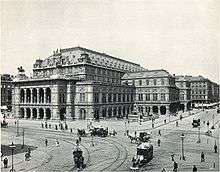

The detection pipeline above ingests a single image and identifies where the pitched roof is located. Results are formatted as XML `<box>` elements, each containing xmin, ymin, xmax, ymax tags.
<box><xmin>122</xmin><ymin>69</ymin><xmax>173</xmax><ymax>79</ymax></box>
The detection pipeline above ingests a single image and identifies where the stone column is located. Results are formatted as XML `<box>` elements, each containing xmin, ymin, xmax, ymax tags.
<box><xmin>24</xmin><ymin>108</ymin><xmax>27</xmax><ymax>118</ymax></box>
<box><xmin>37</xmin><ymin>108</ymin><xmax>40</xmax><ymax>119</ymax></box>
<box><xmin>158</xmin><ymin>106</ymin><xmax>161</xmax><ymax>115</ymax></box>
<box><xmin>43</xmin><ymin>88</ymin><xmax>46</xmax><ymax>103</ymax></box>
<box><xmin>30</xmin><ymin>108</ymin><xmax>33</xmax><ymax>118</ymax></box>
<box><xmin>24</xmin><ymin>89</ymin><xmax>26</xmax><ymax>103</ymax></box>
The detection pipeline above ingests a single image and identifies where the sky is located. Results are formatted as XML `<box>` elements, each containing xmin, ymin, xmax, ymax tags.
<box><xmin>1</xmin><ymin>0</ymin><xmax>219</xmax><ymax>83</ymax></box>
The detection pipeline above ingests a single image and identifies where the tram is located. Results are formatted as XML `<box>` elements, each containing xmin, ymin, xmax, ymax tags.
<box><xmin>73</xmin><ymin>146</ymin><xmax>85</xmax><ymax>169</ymax></box>
<box><xmin>130</xmin><ymin>142</ymin><xmax>153</xmax><ymax>170</ymax></box>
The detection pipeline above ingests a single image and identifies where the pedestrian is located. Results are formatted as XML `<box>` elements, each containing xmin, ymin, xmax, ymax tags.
<box><xmin>76</xmin><ymin>139</ymin><xmax>79</xmax><ymax>145</ymax></box>
<box><xmin>65</xmin><ymin>123</ymin><xmax>68</xmax><ymax>130</ymax></box>
<box><xmin>164</xmin><ymin>119</ymin><xmax>166</xmax><ymax>124</ymax></box>
<box><xmin>45</xmin><ymin>139</ymin><xmax>48</xmax><ymax>146</ymax></box>
<box><xmin>171</xmin><ymin>154</ymin><xmax>175</xmax><ymax>161</ymax></box>
<box><xmin>158</xmin><ymin>130</ymin><xmax>161</xmax><ymax>136</ymax></box>
<box><xmin>201</xmin><ymin>152</ymin><xmax>205</xmax><ymax>162</ymax></box>
<box><xmin>157</xmin><ymin>139</ymin><xmax>161</xmax><ymax>147</ymax></box>
<box><xmin>173</xmin><ymin>161</ymin><xmax>178</xmax><ymax>172</ymax></box>
<box><xmin>193</xmin><ymin>165</ymin><xmax>197</xmax><ymax>172</ymax></box>
<box><xmin>1</xmin><ymin>152</ymin><xmax>3</xmax><ymax>161</ymax></box>
<box><xmin>56</xmin><ymin>139</ymin><xmax>59</xmax><ymax>147</ymax></box>
<box><xmin>134</xmin><ymin>131</ymin><xmax>137</xmax><ymax>138</ymax></box>
<box><xmin>27</xmin><ymin>147</ymin><xmax>31</xmax><ymax>155</ymax></box>
<box><xmin>126</xmin><ymin>130</ymin><xmax>129</xmax><ymax>136</ymax></box>
<box><xmin>45</xmin><ymin>122</ymin><xmax>48</xmax><ymax>129</ymax></box>
<box><xmin>161</xmin><ymin>168</ymin><xmax>166</xmax><ymax>172</ymax></box>
<box><xmin>49</xmin><ymin>124</ymin><xmax>51</xmax><ymax>129</ymax></box>
<box><xmin>41</xmin><ymin>122</ymin><xmax>44</xmax><ymax>128</ymax></box>
<box><xmin>214</xmin><ymin>144</ymin><xmax>218</xmax><ymax>153</ymax></box>
<box><xmin>79</xmin><ymin>137</ymin><xmax>81</xmax><ymax>143</ymax></box>
<box><xmin>207</xmin><ymin>121</ymin><xmax>210</xmax><ymax>127</ymax></box>
<box><xmin>70</xmin><ymin>128</ymin><xmax>73</xmax><ymax>133</ymax></box>
<box><xmin>176</xmin><ymin>121</ymin><xmax>178</xmax><ymax>127</ymax></box>
<box><xmin>3</xmin><ymin>157</ymin><xmax>8</xmax><ymax>168</ymax></box>
<box><xmin>152</xmin><ymin>123</ymin><xmax>154</xmax><ymax>128</ymax></box>
<box><xmin>55</xmin><ymin>125</ymin><xmax>58</xmax><ymax>130</ymax></box>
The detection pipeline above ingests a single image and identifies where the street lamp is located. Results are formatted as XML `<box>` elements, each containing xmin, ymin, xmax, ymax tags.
<box><xmin>16</xmin><ymin>119</ymin><xmax>20</xmax><ymax>137</ymax></box>
<box><xmin>180</xmin><ymin>133</ymin><xmax>186</xmax><ymax>160</ymax></box>
<box><xmin>197</xmin><ymin>126</ymin><xmax>201</xmax><ymax>143</ymax></box>
<box><xmin>22</xmin><ymin>127</ymin><xmax>25</xmax><ymax>148</ymax></box>
<box><xmin>9</xmin><ymin>142</ymin><xmax>16</xmax><ymax>172</ymax></box>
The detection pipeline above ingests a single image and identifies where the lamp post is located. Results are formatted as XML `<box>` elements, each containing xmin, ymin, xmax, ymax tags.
<box><xmin>16</xmin><ymin>119</ymin><xmax>20</xmax><ymax>137</ymax></box>
<box><xmin>22</xmin><ymin>127</ymin><xmax>25</xmax><ymax>148</ymax></box>
<box><xmin>197</xmin><ymin>126</ymin><xmax>201</xmax><ymax>143</ymax></box>
<box><xmin>9</xmin><ymin>142</ymin><xmax>16</xmax><ymax>172</ymax></box>
<box><xmin>180</xmin><ymin>133</ymin><xmax>186</xmax><ymax>160</ymax></box>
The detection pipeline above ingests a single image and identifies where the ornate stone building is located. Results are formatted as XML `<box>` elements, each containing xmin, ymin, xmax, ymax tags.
<box><xmin>175</xmin><ymin>75</ymin><xmax>191</xmax><ymax>111</ymax></box>
<box><xmin>1</xmin><ymin>74</ymin><xmax>14</xmax><ymax>110</ymax></box>
<box><xmin>184</xmin><ymin>75</ymin><xmax>219</xmax><ymax>107</ymax></box>
<box><xmin>122</xmin><ymin>70</ymin><xmax>180</xmax><ymax>116</ymax></box>
<box><xmin>12</xmin><ymin>47</ymin><xmax>142</xmax><ymax>120</ymax></box>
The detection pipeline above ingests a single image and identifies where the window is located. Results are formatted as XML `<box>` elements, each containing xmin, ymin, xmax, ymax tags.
<box><xmin>203</xmin><ymin>90</ymin><xmax>206</xmax><ymax>94</ymax></box>
<box><xmin>94</xmin><ymin>93</ymin><xmax>99</xmax><ymax>103</ymax></box>
<box><xmin>80</xmin><ymin>93</ymin><xmax>85</xmax><ymax>102</ymax></box>
<box><xmin>153</xmin><ymin>79</ymin><xmax>157</xmax><ymax>85</ymax></box>
<box><xmin>153</xmin><ymin>93</ymin><xmax>157</xmax><ymax>101</ymax></box>
<box><xmin>161</xmin><ymin>79</ymin><xmax>164</xmax><ymax>85</ymax></box>
<box><xmin>118</xmin><ymin>93</ymin><xmax>121</xmax><ymax>102</ymax></box>
<box><xmin>139</xmin><ymin>80</ymin><xmax>142</xmax><ymax>86</ymax></box>
<box><xmin>145</xmin><ymin>94</ymin><xmax>150</xmax><ymax>101</ymax></box>
<box><xmin>113</xmin><ymin>94</ymin><xmax>117</xmax><ymax>102</ymax></box>
<box><xmin>146</xmin><ymin>80</ymin><xmax>149</xmax><ymax>85</ymax></box>
<box><xmin>138</xmin><ymin>94</ymin><xmax>143</xmax><ymax>101</ymax></box>
<box><xmin>102</xmin><ymin>93</ymin><xmax>106</xmax><ymax>103</ymax></box>
<box><xmin>123</xmin><ymin>94</ymin><xmax>126</xmax><ymax>102</ymax></box>
<box><xmin>108</xmin><ymin>93</ymin><xmax>112</xmax><ymax>102</ymax></box>
<box><xmin>161</xmin><ymin>93</ymin><xmax>165</xmax><ymax>101</ymax></box>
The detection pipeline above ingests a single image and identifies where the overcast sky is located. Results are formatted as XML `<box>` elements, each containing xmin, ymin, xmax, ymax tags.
<box><xmin>1</xmin><ymin>0</ymin><xmax>219</xmax><ymax>83</ymax></box>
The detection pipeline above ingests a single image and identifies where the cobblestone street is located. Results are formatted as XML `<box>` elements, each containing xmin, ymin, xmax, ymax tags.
<box><xmin>1</xmin><ymin>108</ymin><xmax>219</xmax><ymax>171</ymax></box>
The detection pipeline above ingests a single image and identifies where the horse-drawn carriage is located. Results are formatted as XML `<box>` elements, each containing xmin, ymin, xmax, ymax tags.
<box><xmin>130</xmin><ymin>142</ymin><xmax>153</xmax><ymax>170</ymax></box>
<box><xmin>1</xmin><ymin>120</ymin><xmax>8</xmax><ymax>128</ymax></box>
<box><xmin>73</xmin><ymin>146</ymin><xmax>85</xmax><ymax>169</ymax></box>
<box><xmin>77</xmin><ymin>129</ymin><xmax>90</xmax><ymax>137</ymax></box>
<box><xmin>192</xmin><ymin>119</ymin><xmax>200</xmax><ymax>128</ymax></box>
<box><xmin>128</xmin><ymin>132</ymin><xmax>151</xmax><ymax>143</ymax></box>
<box><xmin>90</xmin><ymin>127</ymin><xmax>108</xmax><ymax>137</ymax></box>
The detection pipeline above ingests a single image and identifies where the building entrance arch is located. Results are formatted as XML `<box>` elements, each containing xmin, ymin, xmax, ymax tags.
<box><xmin>79</xmin><ymin>109</ymin><xmax>86</xmax><ymax>120</ymax></box>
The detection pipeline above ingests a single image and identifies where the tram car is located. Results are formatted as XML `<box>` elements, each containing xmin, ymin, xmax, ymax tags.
<box><xmin>192</xmin><ymin>119</ymin><xmax>200</xmax><ymax>128</ymax></box>
<box><xmin>130</xmin><ymin>142</ymin><xmax>153</xmax><ymax>170</ymax></box>
<box><xmin>1</xmin><ymin>120</ymin><xmax>8</xmax><ymax>128</ymax></box>
<box><xmin>139</xmin><ymin>132</ymin><xmax>151</xmax><ymax>142</ymax></box>
<box><xmin>73</xmin><ymin>146</ymin><xmax>85</xmax><ymax>169</ymax></box>
<box><xmin>90</xmin><ymin>127</ymin><xmax>108</xmax><ymax>137</ymax></box>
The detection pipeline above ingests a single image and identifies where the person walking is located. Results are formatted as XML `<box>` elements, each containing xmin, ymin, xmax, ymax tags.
<box><xmin>45</xmin><ymin>139</ymin><xmax>48</xmax><ymax>146</ymax></box>
<box><xmin>176</xmin><ymin>121</ymin><xmax>178</xmax><ymax>127</ymax></box>
<box><xmin>193</xmin><ymin>165</ymin><xmax>197</xmax><ymax>172</ymax></box>
<box><xmin>3</xmin><ymin>157</ymin><xmax>8</xmax><ymax>168</ymax></box>
<box><xmin>214</xmin><ymin>143</ymin><xmax>218</xmax><ymax>153</ymax></box>
<box><xmin>201</xmin><ymin>152</ymin><xmax>205</xmax><ymax>162</ymax></box>
<box><xmin>158</xmin><ymin>130</ymin><xmax>161</xmax><ymax>136</ymax></box>
<box><xmin>157</xmin><ymin>139</ymin><xmax>161</xmax><ymax>147</ymax></box>
<box><xmin>56</xmin><ymin>139</ymin><xmax>60</xmax><ymax>147</ymax></box>
<box><xmin>173</xmin><ymin>161</ymin><xmax>178</xmax><ymax>172</ymax></box>
<box><xmin>171</xmin><ymin>154</ymin><xmax>175</xmax><ymax>161</ymax></box>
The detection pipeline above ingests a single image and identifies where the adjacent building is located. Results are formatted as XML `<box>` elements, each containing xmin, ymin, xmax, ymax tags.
<box><xmin>175</xmin><ymin>75</ymin><xmax>191</xmax><ymax>111</ymax></box>
<box><xmin>122</xmin><ymin>70</ymin><xmax>180</xmax><ymax>116</ymax></box>
<box><xmin>183</xmin><ymin>75</ymin><xmax>219</xmax><ymax>108</ymax></box>
<box><xmin>1</xmin><ymin>74</ymin><xmax>13</xmax><ymax>111</ymax></box>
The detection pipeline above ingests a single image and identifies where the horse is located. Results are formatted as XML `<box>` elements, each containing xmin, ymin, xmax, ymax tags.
<box><xmin>128</xmin><ymin>135</ymin><xmax>139</xmax><ymax>143</ymax></box>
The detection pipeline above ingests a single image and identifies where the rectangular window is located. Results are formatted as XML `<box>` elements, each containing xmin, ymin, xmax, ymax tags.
<box><xmin>153</xmin><ymin>79</ymin><xmax>157</xmax><ymax>85</ymax></box>
<box><xmin>118</xmin><ymin>93</ymin><xmax>121</xmax><ymax>102</ymax></box>
<box><xmin>138</xmin><ymin>94</ymin><xmax>143</xmax><ymax>101</ymax></box>
<box><xmin>139</xmin><ymin>80</ymin><xmax>142</xmax><ymax>86</ymax></box>
<box><xmin>94</xmin><ymin>93</ymin><xmax>99</xmax><ymax>103</ymax></box>
<box><xmin>153</xmin><ymin>93</ymin><xmax>157</xmax><ymax>101</ymax></box>
<box><xmin>113</xmin><ymin>94</ymin><xmax>117</xmax><ymax>102</ymax></box>
<box><xmin>145</xmin><ymin>94</ymin><xmax>150</xmax><ymax>101</ymax></box>
<box><xmin>102</xmin><ymin>93</ymin><xmax>106</xmax><ymax>103</ymax></box>
<box><xmin>146</xmin><ymin>80</ymin><xmax>149</xmax><ymax>85</ymax></box>
<box><xmin>161</xmin><ymin>79</ymin><xmax>164</xmax><ymax>85</ymax></box>
<box><xmin>161</xmin><ymin>93</ymin><xmax>165</xmax><ymax>101</ymax></box>
<box><xmin>80</xmin><ymin>93</ymin><xmax>85</xmax><ymax>102</ymax></box>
